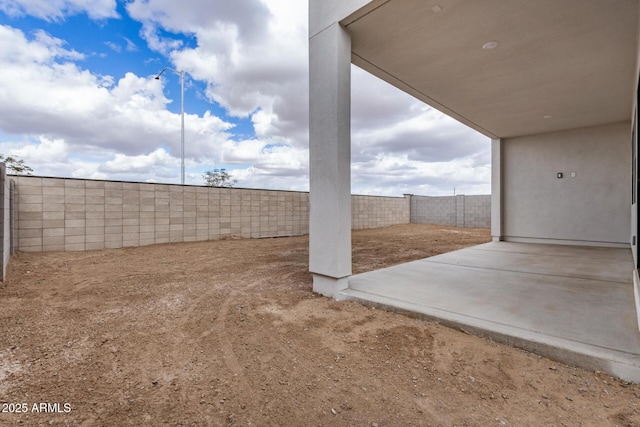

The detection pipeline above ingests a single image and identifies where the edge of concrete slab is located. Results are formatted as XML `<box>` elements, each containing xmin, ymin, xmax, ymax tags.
<box><xmin>340</xmin><ymin>287</ymin><xmax>640</xmax><ymax>383</ymax></box>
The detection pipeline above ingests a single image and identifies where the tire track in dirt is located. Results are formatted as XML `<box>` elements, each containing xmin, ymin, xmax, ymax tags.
<box><xmin>210</xmin><ymin>289</ymin><xmax>270</xmax><ymax>424</ymax></box>
<box><xmin>215</xmin><ymin>292</ymin><xmax>246</xmax><ymax>378</ymax></box>
<box><xmin>169</xmin><ymin>275</ymin><xmax>258</xmax><ymax>408</ymax></box>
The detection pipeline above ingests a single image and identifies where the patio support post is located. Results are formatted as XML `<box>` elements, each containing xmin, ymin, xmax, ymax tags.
<box><xmin>491</xmin><ymin>138</ymin><xmax>504</xmax><ymax>241</ymax></box>
<box><xmin>308</xmin><ymin>22</ymin><xmax>352</xmax><ymax>298</ymax></box>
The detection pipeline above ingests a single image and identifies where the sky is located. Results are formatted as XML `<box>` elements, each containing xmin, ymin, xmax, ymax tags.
<box><xmin>0</xmin><ymin>0</ymin><xmax>491</xmax><ymax>196</ymax></box>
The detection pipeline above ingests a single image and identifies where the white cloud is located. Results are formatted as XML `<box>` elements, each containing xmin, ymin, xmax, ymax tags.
<box><xmin>138</xmin><ymin>23</ymin><xmax>183</xmax><ymax>55</ymax></box>
<box><xmin>105</xmin><ymin>37</ymin><xmax>138</xmax><ymax>54</ymax></box>
<box><xmin>11</xmin><ymin>136</ymin><xmax>68</xmax><ymax>163</ymax></box>
<box><xmin>352</xmin><ymin>153</ymin><xmax>491</xmax><ymax>197</ymax></box>
<box><xmin>223</xmin><ymin>140</ymin><xmax>307</xmax><ymax>176</ymax></box>
<box><xmin>0</xmin><ymin>0</ymin><xmax>118</xmax><ymax>21</ymax></box>
<box><xmin>2</xmin><ymin>136</ymin><xmax>108</xmax><ymax>179</ymax></box>
<box><xmin>97</xmin><ymin>148</ymin><xmax>181</xmax><ymax>182</ymax></box>
<box><xmin>0</xmin><ymin>26</ymin><xmax>83</xmax><ymax>65</ymax></box>
<box><xmin>126</xmin><ymin>0</ymin><xmax>271</xmax><ymax>44</ymax></box>
<box><xmin>123</xmin><ymin>37</ymin><xmax>138</xmax><ymax>52</ymax></box>
<box><xmin>104</xmin><ymin>41</ymin><xmax>121</xmax><ymax>53</ymax></box>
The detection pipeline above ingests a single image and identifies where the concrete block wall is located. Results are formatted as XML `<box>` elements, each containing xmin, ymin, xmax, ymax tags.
<box><xmin>13</xmin><ymin>177</ymin><xmax>310</xmax><ymax>252</ymax></box>
<box><xmin>456</xmin><ymin>195</ymin><xmax>465</xmax><ymax>227</ymax></box>
<box><xmin>352</xmin><ymin>194</ymin><xmax>410</xmax><ymax>229</ymax></box>
<box><xmin>410</xmin><ymin>194</ymin><xmax>491</xmax><ymax>228</ymax></box>
<box><xmin>464</xmin><ymin>194</ymin><xmax>492</xmax><ymax>228</ymax></box>
<box><xmin>410</xmin><ymin>195</ymin><xmax>457</xmax><ymax>225</ymax></box>
<box><xmin>9</xmin><ymin>175</ymin><xmax>488</xmax><ymax>254</ymax></box>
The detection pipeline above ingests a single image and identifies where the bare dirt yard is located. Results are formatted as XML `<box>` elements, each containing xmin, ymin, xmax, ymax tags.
<box><xmin>1</xmin><ymin>224</ymin><xmax>640</xmax><ymax>426</ymax></box>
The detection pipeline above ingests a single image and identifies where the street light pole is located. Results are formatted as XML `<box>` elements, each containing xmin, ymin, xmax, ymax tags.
<box><xmin>155</xmin><ymin>67</ymin><xmax>185</xmax><ymax>185</ymax></box>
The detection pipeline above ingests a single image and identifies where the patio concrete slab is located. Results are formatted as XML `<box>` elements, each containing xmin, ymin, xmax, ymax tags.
<box><xmin>341</xmin><ymin>242</ymin><xmax>640</xmax><ymax>382</ymax></box>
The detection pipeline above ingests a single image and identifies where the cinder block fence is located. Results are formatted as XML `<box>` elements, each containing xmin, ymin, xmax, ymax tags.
<box><xmin>10</xmin><ymin>175</ymin><xmax>419</xmax><ymax>253</ymax></box>
<box><xmin>410</xmin><ymin>194</ymin><xmax>491</xmax><ymax>228</ymax></box>
<box><xmin>0</xmin><ymin>168</ymin><xmax>490</xmax><ymax>269</ymax></box>
<box><xmin>14</xmin><ymin>176</ymin><xmax>312</xmax><ymax>252</ymax></box>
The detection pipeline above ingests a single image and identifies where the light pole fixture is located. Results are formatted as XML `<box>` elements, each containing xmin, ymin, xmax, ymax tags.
<box><xmin>155</xmin><ymin>67</ymin><xmax>185</xmax><ymax>185</ymax></box>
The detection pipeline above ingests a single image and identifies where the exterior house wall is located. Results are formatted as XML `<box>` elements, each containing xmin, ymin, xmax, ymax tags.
<box><xmin>503</xmin><ymin>121</ymin><xmax>631</xmax><ymax>246</ymax></box>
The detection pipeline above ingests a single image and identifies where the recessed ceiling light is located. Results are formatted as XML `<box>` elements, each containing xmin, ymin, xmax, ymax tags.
<box><xmin>482</xmin><ymin>41</ymin><xmax>499</xmax><ymax>50</ymax></box>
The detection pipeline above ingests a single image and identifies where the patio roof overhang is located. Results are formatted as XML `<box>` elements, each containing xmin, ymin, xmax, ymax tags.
<box><xmin>341</xmin><ymin>0</ymin><xmax>639</xmax><ymax>139</ymax></box>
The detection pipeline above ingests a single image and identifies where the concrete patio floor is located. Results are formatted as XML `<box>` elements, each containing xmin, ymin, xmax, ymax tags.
<box><xmin>340</xmin><ymin>242</ymin><xmax>640</xmax><ymax>382</ymax></box>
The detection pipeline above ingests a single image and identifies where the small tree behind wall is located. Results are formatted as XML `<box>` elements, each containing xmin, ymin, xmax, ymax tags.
<box><xmin>0</xmin><ymin>155</ymin><xmax>33</xmax><ymax>175</ymax></box>
<box><xmin>203</xmin><ymin>168</ymin><xmax>237</xmax><ymax>187</ymax></box>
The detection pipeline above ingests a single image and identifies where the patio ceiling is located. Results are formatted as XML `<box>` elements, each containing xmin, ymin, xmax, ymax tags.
<box><xmin>342</xmin><ymin>0</ymin><xmax>639</xmax><ymax>138</ymax></box>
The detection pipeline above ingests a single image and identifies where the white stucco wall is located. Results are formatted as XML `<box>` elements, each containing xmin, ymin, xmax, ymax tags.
<box><xmin>503</xmin><ymin>122</ymin><xmax>631</xmax><ymax>246</ymax></box>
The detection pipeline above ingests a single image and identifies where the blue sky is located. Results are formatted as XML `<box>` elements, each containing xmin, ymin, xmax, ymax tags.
<box><xmin>0</xmin><ymin>0</ymin><xmax>490</xmax><ymax>196</ymax></box>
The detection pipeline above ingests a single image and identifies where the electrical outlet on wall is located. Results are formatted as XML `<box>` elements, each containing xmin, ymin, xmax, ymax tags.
<box><xmin>557</xmin><ymin>172</ymin><xmax>563</xmax><ymax>179</ymax></box>
<box><xmin>571</xmin><ymin>171</ymin><xmax>577</xmax><ymax>178</ymax></box>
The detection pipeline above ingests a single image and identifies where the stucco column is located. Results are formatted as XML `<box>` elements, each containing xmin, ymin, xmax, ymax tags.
<box><xmin>491</xmin><ymin>138</ymin><xmax>503</xmax><ymax>241</ymax></box>
<box><xmin>309</xmin><ymin>22</ymin><xmax>352</xmax><ymax>298</ymax></box>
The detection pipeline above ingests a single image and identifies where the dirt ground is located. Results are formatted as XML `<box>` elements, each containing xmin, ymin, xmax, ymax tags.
<box><xmin>1</xmin><ymin>224</ymin><xmax>640</xmax><ymax>426</ymax></box>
